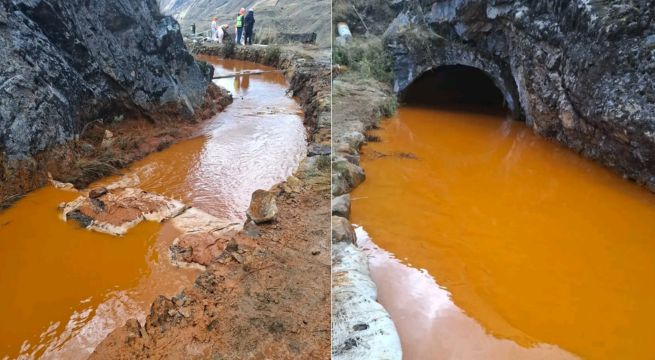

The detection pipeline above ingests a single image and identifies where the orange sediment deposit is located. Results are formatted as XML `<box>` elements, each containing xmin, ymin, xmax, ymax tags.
<box><xmin>61</xmin><ymin>187</ymin><xmax>187</xmax><ymax>236</ymax></box>
<box><xmin>352</xmin><ymin>106</ymin><xmax>655</xmax><ymax>359</ymax></box>
<box><xmin>0</xmin><ymin>57</ymin><xmax>316</xmax><ymax>359</ymax></box>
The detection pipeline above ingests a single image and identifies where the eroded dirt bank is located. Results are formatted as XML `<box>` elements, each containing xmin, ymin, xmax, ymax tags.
<box><xmin>91</xmin><ymin>45</ymin><xmax>331</xmax><ymax>359</ymax></box>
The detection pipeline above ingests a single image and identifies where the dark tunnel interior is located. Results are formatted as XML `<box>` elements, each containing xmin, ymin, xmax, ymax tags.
<box><xmin>402</xmin><ymin>65</ymin><xmax>508</xmax><ymax>113</ymax></box>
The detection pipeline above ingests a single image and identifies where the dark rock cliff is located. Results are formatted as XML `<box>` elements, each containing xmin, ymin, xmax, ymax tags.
<box><xmin>0</xmin><ymin>0</ymin><xmax>209</xmax><ymax>158</ymax></box>
<box><xmin>385</xmin><ymin>0</ymin><xmax>655</xmax><ymax>190</ymax></box>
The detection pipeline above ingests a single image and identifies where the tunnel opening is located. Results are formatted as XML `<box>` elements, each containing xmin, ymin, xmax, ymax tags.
<box><xmin>402</xmin><ymin>65</ymin><xmax>509</xmax><ymax>115</ymax></box>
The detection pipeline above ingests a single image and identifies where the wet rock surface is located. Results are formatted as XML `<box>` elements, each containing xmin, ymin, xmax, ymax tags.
<box><xmin>385</xmin><ymin>0</ymin><xmax>655</xmax><ymax>190</ymax></box>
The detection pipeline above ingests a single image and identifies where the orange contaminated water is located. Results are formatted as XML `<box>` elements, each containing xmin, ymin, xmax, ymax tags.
<box><xmin>351</xmin><ymin>106</ymin><xmax>655</xmax><ymax>360</ymax></box>
<box><xmin>0</xmin><ymin>58</ymin><xmax>305</xmax><ymax>359</ymax></box>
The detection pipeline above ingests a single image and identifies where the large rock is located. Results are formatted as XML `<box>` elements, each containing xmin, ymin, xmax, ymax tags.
<box><xmin>332</xmin><ymin>157</ymin><xmax>366</xmax><ymax>196</ymax></box>
<box><xmin>386</xmin><ymin>0</ymin><xmax>655</xmax><ymax>190</ymax></box>
<box><xmin>0</xmin><ymin>0</ymin><xmax>209</xmax><ymax>158</ymax></box>
<box><xmin>332</xmin><ymin>216</ymin><xmax>356</xmax><ymax>244</ymax></box>
<box><xmin>331</xmin><ymin>194</ymin><xmax>351</xmax><ymax>219</ymax></box>
<box><xmin>246</xmin><ymin>189</ymin><xmax>278</xmax><ymax>224</ymax></box>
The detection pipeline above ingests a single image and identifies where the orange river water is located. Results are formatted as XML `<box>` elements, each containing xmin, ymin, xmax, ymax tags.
<box><xmin>351</xmin><ymin>106</ymin><xmax>655</xmax><ymax>360</ymax></box>
<box><xmin>0</xmin><ymin>58</ymin><xmax>306</xmax><ymax>359</ymax></box>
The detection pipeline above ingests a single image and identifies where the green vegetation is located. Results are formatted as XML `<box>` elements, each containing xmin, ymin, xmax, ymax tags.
<box><xmin>333</xmin><ymin>37</ymin><xmax>393</xmax><ymax>84</ymax></box>
<box><xmin>380</xmin><ymin>96</ymin><xmax>397</xmax><ymax>117</ymax></box>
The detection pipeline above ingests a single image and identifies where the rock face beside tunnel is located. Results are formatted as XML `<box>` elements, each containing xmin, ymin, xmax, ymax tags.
<box><xmin>385</xmin><ymin>0</ymin><xmax>655</xmax><ymax>189</ymax></box>
<box><xmin>0</xmin><ymin>0</ymin><xmax>209</xmax><ymax>158</ymax></box>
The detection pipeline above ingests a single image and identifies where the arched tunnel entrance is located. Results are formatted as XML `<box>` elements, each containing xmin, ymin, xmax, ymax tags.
<box><xmin>401</xmin><ymin>65</ymin><xmax>511</xmax><ymax>115</ymax></box>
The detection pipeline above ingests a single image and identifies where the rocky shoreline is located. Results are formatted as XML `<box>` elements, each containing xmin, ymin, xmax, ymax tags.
<box><xmin>331</xmin><ymin>72</ymin><xmax>403</xmax><ymax>359</ymax></box>
<box><xmin>91</xmin><ymin>44</ymin><xmax>332</xmax><ymax>359</ymax></box>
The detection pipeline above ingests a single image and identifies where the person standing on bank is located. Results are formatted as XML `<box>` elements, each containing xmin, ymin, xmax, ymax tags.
<box><xmin>211</xmin><ymin>17</ymin><xmax>218</xmax><ymax>41</ymax></box>
<box><xmin>235</xmin><ymin>8</ymin><xmax>246</xmax><ymax>45</ymax></box>
<box><xmin>244</xmin><ymin>8</ymin><xmax>255</xmax><ymax>45</ymax></box>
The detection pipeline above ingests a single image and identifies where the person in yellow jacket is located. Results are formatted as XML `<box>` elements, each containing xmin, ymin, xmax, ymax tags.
<box><xmin>235</xmin><ymin>8</ymin><xmax>246</xmax><ymax>45</ymax></box>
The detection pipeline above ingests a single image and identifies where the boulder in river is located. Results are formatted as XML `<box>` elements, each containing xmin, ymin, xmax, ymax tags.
<box><xmin>246</xmin><ymin>189</ymin><xmax>278</xmax><ymax>224</ymax></box>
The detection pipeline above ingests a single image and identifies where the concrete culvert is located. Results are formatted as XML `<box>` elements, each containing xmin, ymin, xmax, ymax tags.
<box><xmin>401</xmin><ymin>65</ymin><xmax>509</xmax><ymax>114</ymax></box>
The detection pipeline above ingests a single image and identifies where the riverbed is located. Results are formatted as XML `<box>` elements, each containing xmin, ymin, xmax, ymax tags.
<box><xmin>0</xmin><ymin>58</ymin><xmax>306</xmax><ymax>359</ymax></box>
<box><xmin>351</xmin><ymin>106</ymin><xmax>655</xmax><ymax>359</ymax></box>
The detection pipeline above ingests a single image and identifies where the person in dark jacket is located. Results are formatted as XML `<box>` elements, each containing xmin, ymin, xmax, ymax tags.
<box><xmin>244</xmin><ymin>8</ymin><xmax>255</xmax><ymax>45</ymax></box>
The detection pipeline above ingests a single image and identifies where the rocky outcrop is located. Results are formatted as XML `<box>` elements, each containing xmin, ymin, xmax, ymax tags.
<box><xmin>386</xmin><ymin>0</ymin><xmax>655</xmax><ymax>190</ymax></box>
<box><xmin>0</xmin><ymin>0</ymin><xmax>210</xmax><ymax>159</ymax></box>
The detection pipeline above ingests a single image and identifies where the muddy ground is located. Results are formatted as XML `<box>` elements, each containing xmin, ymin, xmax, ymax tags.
<box><xmin>91</xmin><ymin>163</ymin><xmax>331</xmax><ymax>359</ymax></box>
<box><xmin>91</xmin><ymin>44</ymin><xmax>332</xmax><ymax>359</ymax></box>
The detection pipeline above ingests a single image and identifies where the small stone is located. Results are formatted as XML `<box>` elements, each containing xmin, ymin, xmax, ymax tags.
<box><xmin>232</xmin><ymin>253</ymin><xmax>244</xmax><ymax>263</ymax></box>
<box><xmin>246</xmin><ymin>189</ymin><xmax>278</xmax><ymax>224</ymax></box>
<box><xmin>646</xmin><ymin>34</ymin><xmax>655</xmax><ymax>49</ymax></box>
<box><xmin>285</xmin><ymin>175</ymin><xmax>302</xmax><ymax>192</ymax></box>
<box><xmin>311</xmin><ymin>250</ymin><xmax>321</xmax><ymax>256</ymax></box>
<box><xmin>89</xmin><ymin>187</ymin><xmax>108</xmax><ymax>199</ymax></box>
<box><xmin>307</xmin><ymin>143</ymin><xmax>331</xmax><ymax>156</ymax></box>
<box><xmin>243</xmin><ymin>221</ymin><xmax>261</xmax><ymax>239</ymax></box>
<box><xmin>179</xmin><ymin>308</ymin><xmax>191</xmax><ymax>318</ymax></box>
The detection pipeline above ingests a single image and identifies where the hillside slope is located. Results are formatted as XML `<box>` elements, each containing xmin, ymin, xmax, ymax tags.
<box><xmin>159</xmin><ymin>0</ymin><xmax>330</xmax><ymax>47</ymax></box>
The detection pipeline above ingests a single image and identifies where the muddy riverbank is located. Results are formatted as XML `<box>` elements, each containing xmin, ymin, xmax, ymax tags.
<box><xmin>90</xmin><ymin>45</ymin><xmax>331</xmax><ymax>359</ymax></box>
